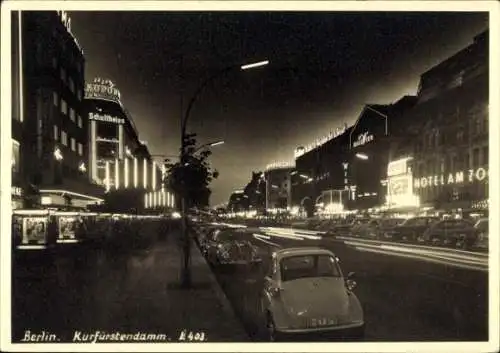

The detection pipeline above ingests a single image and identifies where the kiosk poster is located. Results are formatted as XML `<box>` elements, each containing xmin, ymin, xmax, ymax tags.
<box><xmin>58</xmin><ymin>217</ymin><xmax>77</xmax><ymax>239</ymax></box>
<box><xmin>22</xmin><ymin>217</ymin><xmax>48</xmax><ymax>245</ymax></box>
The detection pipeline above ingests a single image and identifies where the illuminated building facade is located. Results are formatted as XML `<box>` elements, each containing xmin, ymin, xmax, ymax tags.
<box><xmin>388</xmin><ymin>30</ymin><xmax>489</xmax><ymax>214</ymax></box>
<box><xmin>84</xmin><ymin>79</ymin><xmax>174</xmax><ymax>213</ymax></box>
<box><xmin>84</xmin><ymin>77</ymin><xmax>144</xmax><ymax>185</ymax></box>
<box><xmin>290</xmin><ymin>96</ymin><xmax>416</xmax><ymax>216</ymax></box>
<box><xmin>264</xmin><ymin>162</ymin><xmax>295</xmax><ymax>212</ymax></box>
<box><xmin>10</xmin><ymin>11</ymin><xmax>104</xmax><ymax>210</ymax></box>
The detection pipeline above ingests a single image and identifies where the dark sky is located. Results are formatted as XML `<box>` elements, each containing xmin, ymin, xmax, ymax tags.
<box><xmin>69</xmin><ymin>11</ymin><xmax>488</xmax><ymax>206</ymax></box>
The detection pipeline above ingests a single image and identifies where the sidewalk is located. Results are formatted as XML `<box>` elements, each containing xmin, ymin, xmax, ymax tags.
<box><xmin>91</xmin><ymin>230</ymin><xmax>250</xmax><ymax>342</ymax></box>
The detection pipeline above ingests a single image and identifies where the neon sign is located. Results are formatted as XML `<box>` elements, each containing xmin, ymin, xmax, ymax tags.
<box><xmin>56</xmin><ymin>11</ymin><xmax>82</xmax><ymax>53</ymax></box>
<box><xmin>89</xmin><ymin>112</ymin><xmax>125</xmax><ymax>124</ymax></box>
<box><xmin>387</xmin><ymin>157</ymin><xmax>412</xmax><ymax>177</ymax></box>
<box><xmin>85</xmin><ymin>78</ymin><xmax>121</xmax><ymax>104</ymax></box>
<box><xmin>352</xmin><ymin>131</ymin><xmax>374</xmax><ymax>148</ymax></box>
<box><xmin>295</xmin><ymin>124</ymin><xmax>348</xmax><ymax>158</ymax></box>
<box><xmin>414</xmin><ymin>168</ymin><xmax>488</xmax><ymax>189</ymax></box>
<box><xmin>265</xmin><ymin>161</ymin><xmax>295</xmax><ymax>171</ymax></box>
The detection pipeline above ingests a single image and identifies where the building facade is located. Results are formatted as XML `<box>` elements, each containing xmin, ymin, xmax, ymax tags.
<box><xmin>388</xmin><ymin>30</ymin><xmax>489</xmax><ymax>214</ymax></box>
<box><xmin>264</xmin><ymin>162</ymin><xmax>294</xmax><ymax>212</ymax></box>
<box><xmin>11</xmin><ymin>11</ymin><xmax>104</xmax><ymax>210</ymax></box>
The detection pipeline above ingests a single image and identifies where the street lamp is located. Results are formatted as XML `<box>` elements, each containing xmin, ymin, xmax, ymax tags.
<box><xmin>179</xmin><ymin>59</ymin><xmax>269</xmax><ymax>288</ymax></box>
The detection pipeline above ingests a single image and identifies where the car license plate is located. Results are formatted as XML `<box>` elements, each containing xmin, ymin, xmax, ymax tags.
<box><xmin>310</xmin><ymin>318</ymin><xmax>337</xmax><ymax>327</ymax></box>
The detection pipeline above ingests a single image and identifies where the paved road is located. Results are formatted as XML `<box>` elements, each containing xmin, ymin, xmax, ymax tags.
<box><xmin>208</xmin><ymin>226</ymin><xmax>488</xmax><ymax>342</ymax></box>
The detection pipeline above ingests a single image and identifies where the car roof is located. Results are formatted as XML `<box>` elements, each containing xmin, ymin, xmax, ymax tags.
<box><xmin>273</xmin><ymin>247</ymin><xmax>335</xmax><ymax>260</ymax></box>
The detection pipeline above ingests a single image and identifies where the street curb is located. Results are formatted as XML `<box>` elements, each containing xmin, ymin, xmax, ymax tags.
<box><xmin>191</xmin><ymin>238</ymin><xmax>250</xmax><ymax>340</ymax></box>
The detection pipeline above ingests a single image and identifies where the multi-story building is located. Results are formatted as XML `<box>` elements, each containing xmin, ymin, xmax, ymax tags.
<box><xmin>388</xmin><ymin>30</ymin><xmax>489</xmax><ymax>214</ymax></box>
<box><xmin>227</xmin><ymin>190</ymin><xmax>248</xmax><ymax>213</ymax></box>
<box><xmin>11</xmin><ymin>11</ymin><xmax>104</xmax><ymax>210</ymax></box>
<box><xmin>264</xmin><ymin>162</ymin><xmax>294</xmax><ymax>212</ymax></box>
<box><xmin>291</xmin><ymin>96</ymin><xmax>416</xmax><ymax>216</ymax></box>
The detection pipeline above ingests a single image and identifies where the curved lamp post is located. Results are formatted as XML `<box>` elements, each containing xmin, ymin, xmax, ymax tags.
<box><xmin>179</xmin><ymin>59</ymin><xmax>269</xmax><ymax>288</ymax></box>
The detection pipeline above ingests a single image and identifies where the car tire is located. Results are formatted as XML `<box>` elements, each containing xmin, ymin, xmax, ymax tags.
<box><xmin>266</xmin><ymin>312</ymin><xmax>278</xmax><ymax>342</ymax></box>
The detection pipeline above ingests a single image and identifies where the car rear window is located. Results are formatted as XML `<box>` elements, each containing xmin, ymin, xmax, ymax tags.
<box><xmin>280</xmin><ymin>255</ymin><xmax>341</xmax><ymax>281</ymax></box>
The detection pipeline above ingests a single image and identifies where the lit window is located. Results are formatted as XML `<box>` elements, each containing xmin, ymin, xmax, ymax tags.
<box><xmin>69</xmin><ymin>107</ymin><xmax>75</xmax><ymax>122</ymax></box>
<box><xmin>54</xmin><ymin>125</ymin><xmax>59</xmax><ymax>140</ymax></box>
<box><xmin>71</xmin><ymin>138</ymin><xmax>76</xmax><ymax>151</ymax></box>
<box><xmin>78</xmin><ymin>143</ymin><xmax>83</xmax><ymax>156</ymax></box>
<box><xmin>61</xmin><ymin>99</ymin><xmax>67</xmax><ymax>115</ymax></box>
<box><xmin>12</xmin><ymin>140</ymin><xmax>20</xmax><ymax>174</ymax></box>
<box><xmin>77</xmin><ymin>115</ymin><xmax>82</xmax><ymax>128</ymax></box>
<box><xmin>61</xmin><ymin>131</ymin><xmax>67</xmax><ymax>146</ymax></box>
<box><xmin>53</xmin><ymin>92</ymin><xmax>58</xmax><ymax>106</ymax></box>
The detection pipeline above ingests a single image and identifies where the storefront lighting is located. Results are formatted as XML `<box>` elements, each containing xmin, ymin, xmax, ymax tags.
<box><xmin>144</xmin><ymin>193</ymin><xmax>148</xmax><ymax>208</ymax></box>
<box><xmin>143</xmin><ymin>158</ymin><xmax>147</xmax><ymax>189</ymax></box>
<box><xmin>114</xmin><ymin>158</ymin><xmax>119</xmax><ymax>189</ymax></box>
<box><xmin>153</xmin><ymin>191</ymin><xmax>157</xmax><ymax>208</ymax></box>
<box><xmin>105</xmin><ymin>161</ymin><xmax>110</xmax><ymax>192</ymax></box>
<box><xmin>162</xmin><ymin>191</ymin><xmax>165</xmax><ymax>206</ymax></box>
<box><xmin>133</xmin><ymin>157</ymin><xmax>138</xmax><ymax>188</ymax></box>
<box><xmin>124</xmin><ymin>157</ymin><xmax>129</xmax><ymax>188</ymax></box>
<box><xmin>39</xmin><ymin>189</ymin><xmax>104</xmax><ymax>202</ymax></box>
<box><xmin>151</xmin><ymin>161</ymin><xmax>156</xmax><ymax>190</ymax></box>
<box><xmin>172</xmin><ymin>212</ymin><xmax>181</xmax><ymax>219</ymax></box>
<box><xmin>78</xmin><ymin>162</ymin><xmax>86</xmax><ymax>172</ymax></box>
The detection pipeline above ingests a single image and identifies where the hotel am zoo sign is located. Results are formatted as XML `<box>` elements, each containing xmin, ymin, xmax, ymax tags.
<box><xmin>414</xmin><ymin>167</ymin><xmax>489</xmax><ymax>189</ymax></box>
<box><xmin>85</xmin><ymin>78</ymin><xmax>121</xmax><ymax>105</ymax></box>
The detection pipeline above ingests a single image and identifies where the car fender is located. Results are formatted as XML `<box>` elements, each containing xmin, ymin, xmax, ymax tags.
<box><xmin>347</xmin><ymin>292</ymin><xmax>364</xmax><ymax>323</ymax></box>
<box><xmin>262</xmin><ymin>291</ymin><xmax>289</xmax><ymax>328</ymax></box>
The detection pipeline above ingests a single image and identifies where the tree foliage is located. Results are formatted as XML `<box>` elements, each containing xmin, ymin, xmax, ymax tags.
<box><xmin>163</xmin><ymin>133</ymin><xmax>219</xmax><ymax>209</ymax></box>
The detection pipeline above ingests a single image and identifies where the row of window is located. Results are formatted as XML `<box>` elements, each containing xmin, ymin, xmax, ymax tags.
<box><xmin>52</xmin><ymin>58</ymin><xmax>84</xmax><ymax>100</ymax></box>
<box><xmin>53</xmin><ymin>91</ymin><xmax>83</xmax><ymax>127</ymax></box>
<box><xmin>54</xmin><ymin>125</ymin><xmax>83</xmax><ymax>155</ymax></box>
<box><xmin>415</xmin><ymin>146</ymin><xmax>488</xmax><ymax>177</ymax></box>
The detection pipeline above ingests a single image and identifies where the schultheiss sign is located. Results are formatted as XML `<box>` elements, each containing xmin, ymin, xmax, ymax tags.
<box><xmin>85</xmin><ymin>78</ymin><xmax>121</xmax><ymax>104</ymax></box>
<box><xmin>414</xmin><ymin>168</ymin><xmax>488</xmax><ymax>189</ymax></box>
<box><xmin>89</xmin><ymin>112</ymin><xmax>125</xmax><ymax>125</ymax></box>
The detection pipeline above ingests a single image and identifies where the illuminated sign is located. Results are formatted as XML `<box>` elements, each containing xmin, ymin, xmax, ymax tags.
<box><xmin>85</xmin><ymin>78</ymin><xmax>121</xmax><ymax>104</ymax></box>
<box><xmin>12</xmin><ymin>186</ymin><xmax>23</xmax><ymax>197</ymax></box>
<box><xmin>295</xmin><ymin>124</ymin><xmax>348</xmax><ymax>158</ymax></box>
<box><xmin>352</xmin><ymin>131</ymin><xmax>374</xmax><ymax>148</ymax></box>
<box><xmin>388</xmin><ymin>175</ymin><xmax>411</xmax><ymax>196</ymax></box>
<box><xmin>96</xmin><ymin>137</ymin><xmax>119</xmax><ymax>143</ymax></box>
<box><xmin>89</xmin><ymin>112</ymin><xmax>125</xmax><ymax>124</ymax></box>
<box><xmin>387</xmin><ymin>157</ymin><xmax>413</xmax><ymax>177</ymax></box>
<box><xmin>414</xmin><ymin>168</ymin><xmax>488</xmax><ymax>189</ymax></box>
<box><xmin>56</xmin><ymin>11</ymin><xmax>82</xmax><ymax>53</ymax></box>
<box><xmin>265</xmin><ymin>161</ymin><xmax>295</xmax><ymax>171</ymax></box>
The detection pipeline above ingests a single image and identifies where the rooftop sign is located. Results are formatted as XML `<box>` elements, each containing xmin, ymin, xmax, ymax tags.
<box><xmin>265</xmin><ymin>161</ymin><xmax>295</xmax><ymax>171</ymax></box>
<box><xmin>295</xmin><ymin>124</ymin><xmax>348</xmax><ymax>158</ymax></box>
<box><xmin>85</xmin><ymin>78</ymin><xmax>121</xmax><ymax>105</ymax></box>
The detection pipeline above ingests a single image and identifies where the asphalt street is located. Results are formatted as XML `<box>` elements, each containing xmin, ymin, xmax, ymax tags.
<box><xmin>208</xmin><ymin>226</ymin><xmax>488</xmax><ymax>342</ymax></box>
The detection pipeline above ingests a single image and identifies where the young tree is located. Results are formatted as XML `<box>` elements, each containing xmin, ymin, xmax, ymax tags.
<box><xmin>163</xmin><ymin>133</ymin><xmax>220</xmax><ymax>209</ymax></box>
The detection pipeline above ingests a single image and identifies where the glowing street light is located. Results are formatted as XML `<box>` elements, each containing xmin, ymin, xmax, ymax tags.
<box><xmin>54</xmin><ymin>147</ymin><xmax>63</xmax><ymax>161</ymax></box>
<box><xmin>356</xmin><ymin>153</ymin><xmax>369</xmax><ymax>160</ymax></box>
<box><xmin>241</xmin><ymin>60</ymin><xmax>269</xmax><ymax>70</ymax></box>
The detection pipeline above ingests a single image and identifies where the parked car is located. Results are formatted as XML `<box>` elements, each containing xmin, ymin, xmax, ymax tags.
<box><xmin>261</xmin><ymin>247</ymin><xmax>364</xmax><ymax>341</ymax></box>
<box><xmin>385</xmin><ymin>216</ymin><xmax>439</xmax><ymax>242</ymax></box>
<box><xmin>332</xmin><ymin>218</ymin><xmax>371</xmax><ymax>237</ymax></box>
<box><xmin>205</xmin><ymin>228</ymin><xmax>262</xmax><ymax>267</ymax></box>
<box><xmin>351</xmin><ymin>218</ymin><xmax>406</xmax><ymax>239</ymax></box>
<box><xmin>420</xmin><ymin>219</ymin><xmax>479</xmax><ymax>249</ymax></box>
<box><xmin>473</xmin><ymin>218</ymin><xmax>488</xmax><ymax>250</ymax></box>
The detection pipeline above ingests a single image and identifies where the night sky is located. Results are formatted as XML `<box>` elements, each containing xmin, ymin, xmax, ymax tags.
<box><xmin>69</xmin><ymin>11</ymin><xmax>488</xmax><ymax>206</ymax></box>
